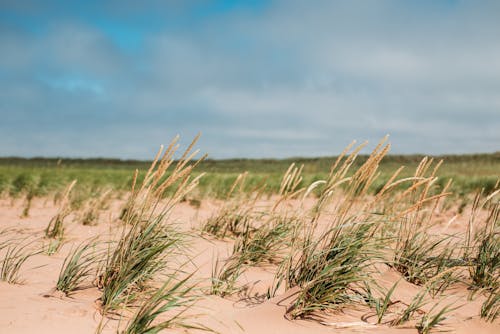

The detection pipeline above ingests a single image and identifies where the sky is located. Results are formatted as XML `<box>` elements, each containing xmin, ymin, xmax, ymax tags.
<box><xmin>0</xmin><ymin>0</ymin><xmax>499</xmax><ymax>159</ymax></box>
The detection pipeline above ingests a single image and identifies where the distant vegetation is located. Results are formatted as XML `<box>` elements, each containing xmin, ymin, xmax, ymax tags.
<box><xmin>0</xmin><ymin>153</ymin><xmax>498</xmax><ymax>199</ymax></box>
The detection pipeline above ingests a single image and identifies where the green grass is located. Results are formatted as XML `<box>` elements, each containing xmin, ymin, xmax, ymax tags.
<box><xmin>465</xmin><ymin>192</ymin><xmax>499</xmax><ymax>290</ymax></box>
<box><xmin>0</xmin><ymin>145</ymin><xmax>498</xmax><ymax>330</ymax></box>
<box><xmin>0</xmin><ymin>153</ymin><xmax>497</xmax><ymax>199</ymax></box>
<box><xmin>481</xmin><ymin>285</ymin><xmax>500</xmax><ymax>322</ymax></box>
<box><xmin>56</xmin><ymin>240</ymin><xmax>99</xmax><ymax>296</ymax></box>
<box><xmin>120</xmin><ymin>275</ymin><xmax>201</xmax><ymax>334</ymax></box>
<box><xmin>98</xmin><ymin>135</ymin><xmax>204</xmax><ymax>313</ymax></box>
<box><xmin>0</xmin><ymin>241</ymin><xmax>39</xmax><ymax>284</ymax></box>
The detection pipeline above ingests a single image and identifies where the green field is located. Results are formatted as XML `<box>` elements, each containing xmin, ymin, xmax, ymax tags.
<box><xmin>0</xmin><ymin>153</ymin><xmax>498</xmax><ymax>199</ymax></box>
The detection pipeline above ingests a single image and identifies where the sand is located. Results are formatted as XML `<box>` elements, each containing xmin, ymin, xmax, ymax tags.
<box><xmin>0</xmin><ymin>197</ymin><xmax>498</xmax><ymax>334</ymax></box>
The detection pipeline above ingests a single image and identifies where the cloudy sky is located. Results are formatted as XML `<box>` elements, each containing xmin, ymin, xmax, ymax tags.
<box><xmin>1</xmin><ymin>0</ymin><xmax>499</xmax><ymax>159</ymax></box>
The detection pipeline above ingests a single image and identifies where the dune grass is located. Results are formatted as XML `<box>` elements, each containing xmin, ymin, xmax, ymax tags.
<box><xmin>98</xmin><ymin>135</ymin><xmax>205</xmax><ymax>313</ymax></box>
<box><xmin>0</xmin><ymin>137</ymin><xmax>498</xmax><ymax>332</ymax></box>
<box><xmin>465</xmin><ymin>190</ymin><xmax>499</xmax><ymax>290</ymax></box>
<box><xmin>45</xmin><ymin>180</ymin><xmax>76</xmax><ymax>240</ymax></box>
<box><xmin>56</xmin><ymin>240</ymin><xmax>100</xmax><ymax>296</ymax></box>
<box><xmin>120</xmin><ymin>275</ymin><xmax>204</xmax><ymax>334</ymax></box>
<box><xmin>0</xmin><ymin>240</ymin><xmax>39</xmax><ymax>284</ymax></box>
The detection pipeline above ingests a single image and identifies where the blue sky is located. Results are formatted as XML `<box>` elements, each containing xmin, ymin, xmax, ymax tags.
<box><xmin>1</xmin><ymin>0</ymin><xmax>499</xmax><ymax>159</ymax></box>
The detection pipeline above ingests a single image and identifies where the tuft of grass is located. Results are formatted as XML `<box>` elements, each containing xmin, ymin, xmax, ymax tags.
<box><xmin>98</xmin><ymin>135</ymin><xmax>205</xmax><ymax>313</ymax></box>
<box><xmin>203</xmin><ymin>172</ymin><xmax>264</xmax><ymax>238</ymax></box>
<box><xmin>45</xmin><ymin>180</ymin><xmax>77</xmax><ymax>239</ymax></box>
<box><xmin>1</xmin><ymin>241</ymin><xmax>39</xmax><ymax>284</ymax></box>
<box><xmin>393</xmin><ymin>231</ymin><xmax>459</xmax><ymax>286</ymax></box>
<box><xmin>391</xmin><ymin>288</ymin><xmax>427</xmax><ymax>326</ymax></box>
<box><xmin>388</xmin><ymin>159</ymin><xmax>463</xmax><ymax>291</ymax></box>
<box><xmin>121</xmin><ymin>275</ymin><xmax>203</xmax><ymax>334</ymax></box>
<box><xmin>232</xmin><ymin>215</ymin><xmax>297</xmax><ymax>266</ymax></box>
<box><xmin>98</xmin><ymin>218</ymin><xmax>182</xmax><ymax>312</ymax></box>
<box><xmin>364</xmin><ymin>280</ymin><xmax>399</xmax><ymax>324</ymax></box>
<box><xmin>282</xmin><ymin>138</ymin><xmax>391</xmax><ymax>319</ymax></box>
<box><xmin>209</xmin><ymin>256</ymin><xmax>244</xmax><ymax>297</ymax></box>
<box><xmin>481</xmin><ymin>284</ymin><xmax>500</xmax><ymax>322</ymax></box>
<box><xmin>56</xmin><ymin>240</ymin><xmax>99</xmax><ymax>296</ymax></box>
<box><xmin>416</xmin><ymin>302</ymin><xmax>458</xmax><ymax>334</ymax></box>
<box><xmin>465</xmin><ymin>190</ymin><xmax>499</xmax><ymax>290</ymax></box>
<box><xmin>285</xmin><ymin>220</ymin><xmax>379</xmax><ymax>319</ymax></box>
<box><xmin>79</xmin><ymin>189</ymin><xmax>112</xmax><ymax>226</ymax></box>
<box><xmin>44</xmin><ymin>236</ymin><xmax>65</xmax><ymax>256</ymax></box>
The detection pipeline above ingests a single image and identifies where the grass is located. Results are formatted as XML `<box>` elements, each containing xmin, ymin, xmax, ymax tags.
<box><xmin>209</xmin><ymin>256</ymin><xmax>244</xmax><ymax>297</ymax></box>
<box><xmin>284</xmin><ymin>220</ymin><xmax>378</xmax><ymax>319</ymax></box>
<box><xmin>391</xmin><ymin>288</ymin><xmax>428</xmax><ymax>326</ymax></box>
<box><xmin>465</xmin><ymin>190</ymin><xmax>499</xmax><ymax>290</ymax></box>
<box><xmin>393</xmin><ymin>231</ymin><xmax>459</xmax><ymax>286</ymax></box>
<box><xmin>56</xmin><ymin>240</ymin><xmax>99</xmax><ymax>296</ymax></box>
<box><xmin>120</xmin><ymin>275</ymin><xmax>201</xmax><ymax>334</ymax></box>
<box><xmin>0</xmin><ymin>137</ymin><xmax>498</xmax><ymax>331</ymax></box>
<box><xmin>78</xmin><ymin>188</ymin><xmax>112</xmax><ymax>226</ymax></box>
<box><xmin>0</xmin><ymin>241</ymin><xmax>39</xmax><ymax>284</ymax></box>
<box><xmin>481</xmin><ymin>284</ymin><xmax>500</xmax><ymax>322</ymax></box>
<box><xmin>363</xmin><ymin>280</ymin><xmax>400</xmax><ymax>324</ymax></box>
<box><xmin>232</xmin><ymin>216</ymin><xmax>296</xmax><ymax>266</ymax></box>
<box><xmin>0</xmin><ymin>153</ymin><xmax>497</xmax><ymax>199</ymax></box>
<box><xmin>44</xmin><ymin>237</ymin><xmax>65</xmax><ymax>256</ymax></box>
<box><xmin>202</xmin><ymin>172</ymin><xmax>263</xmax><ymax>238</ymax></box>
<box><xmin>416</xmin><ymin>302</ymin><xmax>458</xmax><ymax>334</ymax></box>
<box><xmin>282</xmin><ymin>139</ymin><xmax>391</xmax><ymax>319</ymax></box>
<box><xmin>98</xmin><ymin>217</ymin><xmax>182</xmax><ymax>312</ymax></box>
<box><xmin>45</xmin><ymin>180</ymin><xmax>76</xmax><ymax>239</ymax></box>
<box><xmin>98</xmin><ymin>135</ymin><xmax>205</xmax><ymax>313</ymax></box>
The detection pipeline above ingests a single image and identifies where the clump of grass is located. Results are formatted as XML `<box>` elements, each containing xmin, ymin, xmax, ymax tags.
<box><xmin>121</xmin><ymin>275</ymin><xmax>201</xmax><ymax>334</ymax></box>
<box><xmin>45</xmin><ymin>180</ymin><xmax>77</xmax><ymax>239</ymax></box>
<box><xmin>98</xmin><ymin>217</ymin><xmax>183</xmax><ymax>312</ymax></box>
<box><xmin>209</xmin><ymin>256</ymin><xmax>244</xmax><ymax>297</ymax></box>
<box><xmin>1</xmin><ymin>241</ymin><xmax>39</xmax><ymax>284</ymax></box>
<box><xmin>416</xmin><ymin>302</ymin><xmax>458</xmax><ymax>334</ymax></box>
<box><xmin>389</xmin><ymin>159</ymin><xmax>461</xmax><ymax>289</ymax></box>
<box><xmin>79</xmin><ymin>189</ymin><xmax>112</xmax><ymax>226</ymax></box>
<box><xmin>393</xmin><ymin>231</ymin><xmax>459</xmax><ymax>286</ymax></box>
<box><xmin>285</xmin><ymin>220</ymin><xmax>379</xmax><ymax>319</ymax></box>
<box><xmin>44</xmin><ymin>237</ymin><xmax>65</xmax><ymax>256</ymax></box>
<box><xmin>203</xmin><ymin>172</ymin><xmax>264</xmax><ymax>238</ymax></box>
<box><xmin>56</xmin><ymin>240</ymin><xmax>99</xmax><ymax>296</ymax></box>
<box><xmin>20</xmin><ymin>188</ymin><xmax>35</xmax><ymax>218</ymax></box>
<box><xmin>233</xmin><ymin>216</ymin><xmax>297</xmax><ymax>266</ymax></box>
<box><xmin>481</xmin><ymin>284</ymin><xmax>499</xmax><ymax>322</ymax></box>
<box><xmin>98</xmin><ymin>135</ymin><xmax>205</xmax><ymax>313</ymax></box>
<box><xmin>282</xmin><ymin>139</ymin><xmax>392</xmax><ymax>319</ymax></box>
<box><xmin>465</xmin><ymin>190</ymin><xmax>499</xmax><ymax>290</ymax></box>
<box><xmin>363</xmin><ymin>280</ymin><xmax>399</xmax><ymax>324</ymax></box>
<box><xmin>391</xmin><ymin>288</ymin><xmax>427</xmax><ymax>326</ymax></box>
<box><xmin>210</xmin><ymin>163</ymin><xmax>305</xmax><ymax>295</ymax></box>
